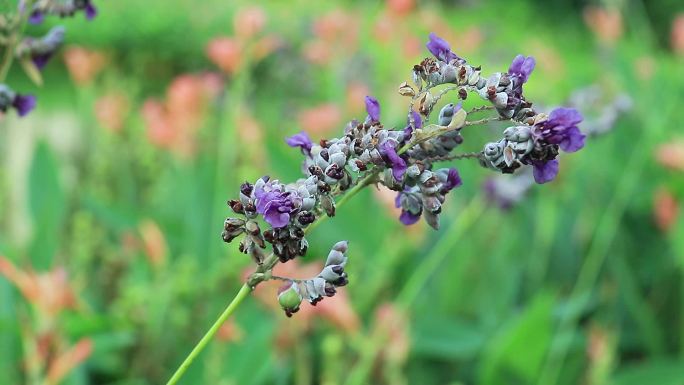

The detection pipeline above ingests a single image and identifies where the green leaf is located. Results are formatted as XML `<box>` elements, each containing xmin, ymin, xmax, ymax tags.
<box><xmin>478</xmin><ymin>292</ymin><xmax>555</xmax><ymax>385</ymax></box>
<box><xmin>610</xmin><ymin>359</ymin><xmax>684</xmax><ymax>385</ymax></box>
<box><xmin>28</xmin><ymin>141</ymin><xmax>65</xmax><ymax>270</ymax></box>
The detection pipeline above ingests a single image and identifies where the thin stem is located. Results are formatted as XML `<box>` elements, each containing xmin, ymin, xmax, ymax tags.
<box><xmin>464</xmin><ymin>116</ymin><xmax>502</xmax><ymax>126</ymax></box>
<box><xmin>165</xmin><ymin>284</ymin><xmax>252</xmax><ymax>385</ymax></box>
<box><xmin>0</xmin><ymin>0</ymin><xmax>33</xmax><ymax>82</ymax></box>
<box><xmin>467</xmin><ymin>105</ymin><xmax>495</xmax><ymax>114</ymax></box>
<box><xmin>427</xmin><ymin>152</ymin><xmax>483</xmax><ymax>162</ymax></box>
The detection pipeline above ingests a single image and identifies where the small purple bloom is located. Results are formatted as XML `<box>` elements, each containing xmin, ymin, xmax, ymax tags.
<box><xmin>399</xmin><ymin>210</ymin><xmax>421</xmax><ymax>225</ymax></box>
<box><xmin>395</xmin><ymin>191</ymin><xmax>422</xmax><ymax>226</ymax></box>
<box><xmin>365</xmin><ymin>96</ymin><xmax>380</xmax><ymax>122</ymax></box>
<box><xmin>534</xmin><ymin>107</ymin><xmax>585</xmax><ymax>152</ymax></box>
<box><xmin>85</xmin><ymin>1</ymin><xmax>98</xmax><ymax>20</ymax></box>
<box><xmin>28</xmin><ymin>11</ymin><xmax>44</xmax><ymax>24</ymax></box>
<box><xmin>508</xmin><ymin>54</ymin><xmax>536</xmax><ymax>84</ymax></box>
<box><xmin>12</xmin><ymin>94</ymin><xmax>36</xmax><ymax>117</ymax></box>
<box><xmin>426</xmin><ymin>32</ymin><xmax>460</xmax><ymax>62</ymax></box>
<box><xmin>286</xmin><ymin>131</ymin><xmax>313</xmax><ymax>155</ymax></box>
<box><xmin>381</xmin><ymin>141</ymin><xmax>407</xmax><ymax>181</ymax></box>
<box><xmin>442</xmin><ymin>168</ymin><xmax>462</xmax><ymax>192</ymax></box>
<box><xmin>255</xmin><ymin>186</ymin><xmax>297</xmax><ymax>228</ymax></box>
<box><xmin>532</xmin><ymin>159</ymin><xmax>559</xmax><ymax>184</ymax></box>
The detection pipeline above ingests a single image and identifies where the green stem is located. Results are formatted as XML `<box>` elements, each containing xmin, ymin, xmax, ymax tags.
<box><xmin>165</xmin><ymin>284</ymin><xmax>252</xmax><ymax>385</ymax></box>
<box><xmin>0</xmin><ymin>1</ymin><xmax>33</xmax><ymax>82</ymax></box>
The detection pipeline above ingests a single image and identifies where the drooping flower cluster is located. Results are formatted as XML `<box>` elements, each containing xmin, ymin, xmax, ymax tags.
<box><xmin>222</xmin><ymin>32</ymin><xmax>586</xmax><ymax>317</ymax></box>
<box><xmin>0</xmin><ymin>1</ymin><xmax>99</xmax><ymax>117</ymax></box>
<box><xmin>277</xmin><ymin>241</ymin><xmax>349</xmax><ymax>317</ymax></box>
<box><xmin>27</xmin><ymin>0</ymin><xmax>98</xmax><ymax>24</ymax></box>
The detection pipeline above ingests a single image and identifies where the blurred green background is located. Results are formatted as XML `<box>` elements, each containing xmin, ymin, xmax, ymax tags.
<box><xmin>1</xmin><ymin>0</ymin><xmax>684</xmax><ymax>384</ymax></box>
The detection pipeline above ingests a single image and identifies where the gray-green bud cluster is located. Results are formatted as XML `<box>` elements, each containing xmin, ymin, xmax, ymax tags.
<box><xmin>277</xmin><ymin>241</ymin><xmax>349</xmax><ymax>317</ymax></box>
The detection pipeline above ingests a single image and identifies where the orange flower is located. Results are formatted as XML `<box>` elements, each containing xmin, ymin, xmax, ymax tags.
<box><xmin>46</xmin><ymin>339</ymin><xmax>93</xmax><ymax>385</ymax></box>
<box><xmin>206</xmin><ymin>37</ymin><xmax>243</xmax><ymax>74</ymax></box>
<box><xmin>656</xmin><ymin>140</ymin><xmax>684</xmax><ymax>171</ymax></box>
<box><xmin>297</xmin><ymin>104</ymin><xmax>342</xmax><ymax>136</ymax></box>
<box><xmin>0</xmin><ymin>257</ymin><xmax>77</xmax><ymax>317</ymax></box>
<box><xmin>386</xmin><ymin>0</ymin><xmax>415</xmax><ymax>17</ymax></box>
<box><xmin>302</xmin><ymin>39</ymin><xmax>332</xmax><ymax>66</ymax></box>
<box><xmin>233</xmin><ymin>6</ymin><xmax>267</xmax><ymax>40</ymax></box>
<box><xmin>142</xmin><ymin>73</ymin><xmax>222</xmax><ymax>156</ymax></box>
<box><xmin>63</xmin><ymin>46</ymin><xmax>106</xmax><ymax>86</ymax></box>
<box><xmin>653</xmin><ymin>187</ymin><xmax>679</xmax><ymax>233</ymax></box>
<box><xmin>138</xmin><ymin>220</ymin><xmax>167</xmax><ymax>269</ymax></box>
<box><xmin>672</xmin><ymin>14</ymin><xmax>684</xmax><ymax>56</ymax></box>
<box><xmin>94</xmin><ymin>93</ymin><xmax>129</xmax><ymax>133</ymax></box>
<box><xmin>583</xmin><ymin>6</ymin><xmax>623</xmax><ymax>45</ymax></box>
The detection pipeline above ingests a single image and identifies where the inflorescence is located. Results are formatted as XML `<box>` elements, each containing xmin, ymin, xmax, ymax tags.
<box><xmin>223</xmin><ymin>32</ymin><xmax>586</xmax><ymax>317</ymax></box>
<box><xmin>0</xmin><ymin>0</ymin><xmax>98</xmax><ymax>116</ymax></box>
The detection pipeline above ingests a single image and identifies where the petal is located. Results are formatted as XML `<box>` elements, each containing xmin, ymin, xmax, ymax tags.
<box><xmin>399</xmin><ymin>210</ymin><xmax>421</xmax><ymax>225</ymax></box>
<box><xmin>285</xmin><ymin>131</ymin><xmax>313</xmax><ymax>154</ymax></box>
<box><xmin>12</xmin><ymin>94</ymin><xmax>36</xmax><ymax>117</ymax></box>
<box><xmin>532</xmin><ymin>159</ymin><xmax>559</xmax><ymax>184</ymax></box>
<box><xmin>365</xmin><ymin>95</ymin><xmax>380</xmax><ymax>122</ymax></box>
<box><xmin>559</xmin><ymin>126</ymin><xmax>586</xmax><ymax>152</ymax></box>
<box><xmin>549</xmin><ymin>107</ymin><xmax>583</xmax><ymax>127</ymax></box>
<box><xmin>443</xmin><ymin>168</ymin><xmax>462</xmax><ymax>192</ymax></box>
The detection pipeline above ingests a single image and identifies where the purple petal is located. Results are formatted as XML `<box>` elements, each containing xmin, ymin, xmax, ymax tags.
<box><xmin>558</xmin><ymin>126</ymin><xmax>586</xmax><ymax>152</ymax></box>
<box><xmin>508</xmin><ymin>54</ymin><xmax>536</xmax><ymax>83</ymax></box>
<box><xmin>28</xmin><ymin>11</ymin><xmax>44</xmax><ymax>24</ymax></box>
<box><xmin>85</xmin><ymin>2</ymin><xmax>98</xmax><ymax>20</ymax></box>
<box><xmin>365</xmin><ymin>96</ymin><xmax>380</xmax><ymax>122</ymax></box>
<box><xmin>12</xmin><ymin>94</ymin><xmax>36</xmax><ymax>117</ymax></box>
<box><xmin>426</xmin><ymin>32</ymin><xmax>459</xmax><ymax>62</ymax></box>
<box><xmin>394</xmin><ymin>192</ymin><xmax>402</xmax><ymax>208</ymax></box>
<box><xmin>549</xmin><ymin>107</ymin><xmax>583</xmax><ymax>127</ymax></box>
<box><xmin>532</xmin><ymin>159</ymin><xmax>559</xmax><ymax>184</ymax></box>
<box><xmin>381</xmin><ymin>142</ymin><xmax>407</xmax><ymax>181</ymax></box>
<box><xmin>285</xmin><ymin>131</ymin><xmax>313</xmax><ymax>155</ymax></box>
<box><xmin>265</xmin><ymin>210</ymin><xmax>290</xmax><ymax>228</ymax></box>
<box><xmin>443</xmin><ymin>168</ymin><xmax>462</xmax><ymax>192</ymax></box>
<box><xmin>31</xmin><ymin>53</ymin><xmax>53</xmax><ymax>70</ymax></box>
<box><xmin>399</xmin><ymin>210</ymin><xmax>421</xmax><ymax>225</ymax></box>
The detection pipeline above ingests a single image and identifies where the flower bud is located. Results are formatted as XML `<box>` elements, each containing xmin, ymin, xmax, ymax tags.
<box><xmin>278</xmin><ymin>281</ymin><xmax>303</xmax><ymax>317</ymax></box>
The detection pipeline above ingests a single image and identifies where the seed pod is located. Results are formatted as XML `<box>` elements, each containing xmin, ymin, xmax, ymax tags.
<box><xmin>398</xmin><ymin>81</ymin><xmax>415</xmax><ymax>96</ymax></box>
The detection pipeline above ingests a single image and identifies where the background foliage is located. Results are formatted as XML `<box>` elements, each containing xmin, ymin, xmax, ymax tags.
<box><xmin>1</xmin><ymin>0</ymin><xmax>683</xmax><ymax>384</ymax></box>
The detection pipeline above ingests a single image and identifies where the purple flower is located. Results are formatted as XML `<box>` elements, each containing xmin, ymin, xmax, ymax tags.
<box><xmin>399</xmin><ymin>210</ymin><xmax>421</xmax><ymax>225</ymax></box>
<box><xmin>381</xmin><ymin>141</ymin><xmax>407</xmax><ymax>181</ymax></box>
<box><xmin>28</xmin><ymin>11</ymin><xmax>44</xmax><ymax>24</ymax></box>
<box><xmin>395</xmin><ymin>191</ymin><xmax>421</xmax><ymax>225</ymax></box>
<box><xmin>30</xmin><ymin>26</ymin><xmax>65</xmax><ymax>70</ymax></box>
<box><xmin>508</xmin><ymin>54</ymin><xmax>536</xmax><ymax>84</ymax></box>
<box><xmin>404</xmin><ymin>110</ymin><xmax>422</xmax><ymax>139</ymax></box>
<box><xmin>365</xmin><ymin>96</ymin><xmax>380</xmax><ymax>122</ymax></box>
<box><xmin>442</xmin><ymin>168</ymin><xmax>462</xmax><ymax>192</ymax></box>
<box><xmin>426</xmin><ymin>33</ymin><xmax>460</xmax><ymax>62</ymax></box>
<box><xmin>255</xmin><ymin>185</ymin><xmax>297</xmax><ymax>228</ymax></box>
<box><xmin>534</xmin><ymin>107</ymin><xmax>585</xmax><ymax>152</ymax></box>
<box><xmin>532</xmin><ymin>159</ymin><xmax>559</xmax><ymax>184</ymax></box>
<box><xmin>12</xmin><ymin>94</ymin><xmax>36</xmax><ymax>117</ymax></box>
<box><xmin>286</xmin><ymin>131</ymin><xmax>313</xmax><ymax>155</ymax></box>
<box><xmin>85</xmin><ymin>1</ymin><xmax>98</xmax><ymax>20</ymax></box>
